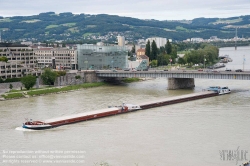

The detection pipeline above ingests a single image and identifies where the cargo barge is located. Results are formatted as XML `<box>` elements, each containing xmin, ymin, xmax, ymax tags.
<box><xmin>22</xmin><ymin>103</ymin><xmax>141</xmax><ymax>130</ymax></box>
<box><xmin>22</xmin><ymin>91</ymin><xmax>219</xmax><ymax>130</ymax></box>
<box><xmin>139</xmin><ymin>91</ymin><xmax>218</xmax><ymax>110</ymax></box>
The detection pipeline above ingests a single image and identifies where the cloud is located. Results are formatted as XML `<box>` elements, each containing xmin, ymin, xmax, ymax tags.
<box><xmin>0</xmin><ymin>0</ymin><xmax>249</xmax><ymax>20</ymax></box>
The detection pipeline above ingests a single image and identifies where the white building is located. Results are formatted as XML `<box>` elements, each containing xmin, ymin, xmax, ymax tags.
<box><xmin>34</xmin><ymin>47</ymin><xmax>77</xmax><ymax>70</ymax></box>
<box><xmin>117</xmin><ymin>35</ymin><xmax>125</xmax><ymax>46</ymax></box>
<box><xmin>146</xmin><ymin>37</ymin><xmax>167</xmax><ymax>48</ymax></box>
<box><xmin>0</xmin><ymin>43</ymin><xmax>39</xmax><ymax>79</ymax></box>
<box><xmin>191</xmin><ymin>38</ymin><xmax>204</xmax><ymax>43</ymax></box>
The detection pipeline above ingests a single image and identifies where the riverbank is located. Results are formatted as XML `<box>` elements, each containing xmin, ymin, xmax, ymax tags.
<box><xmin>0</xmin><ymin>82</ymin><xmax>106</xmax><ymax>100</ymax></box>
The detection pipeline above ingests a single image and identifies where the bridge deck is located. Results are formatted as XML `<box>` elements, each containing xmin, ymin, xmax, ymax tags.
<box><xmin>96</xmin><ymin>70</ymin><xmax>250</xmax><ymax>80</ymax></box>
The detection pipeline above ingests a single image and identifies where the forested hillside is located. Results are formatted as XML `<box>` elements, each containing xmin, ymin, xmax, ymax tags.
<box><xmin>0</xmin><ymin>12</ymin><xmax>250</xmax><ymax>42</ymax></box>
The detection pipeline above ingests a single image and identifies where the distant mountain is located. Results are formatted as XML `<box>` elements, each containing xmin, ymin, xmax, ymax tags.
<box><xmin>0</xmin><ymin>12</ymin><xmax>250</xmax><ymax>42</ymax></box>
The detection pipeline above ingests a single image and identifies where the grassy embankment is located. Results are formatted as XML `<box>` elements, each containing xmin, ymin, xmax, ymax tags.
<box><xmin>2</xmin><ymin>93</ymin><xmax>24</xmax><ymax>99</ymax></box>
<box><xmin>122</xmin><ymin>78</ymin><xmax>141</xmax><ymax>83</ymax></box>
<box><xmin>1</xmin><ymin>82</ymin><xmax>106</xmax><ymax>99</ymax></box>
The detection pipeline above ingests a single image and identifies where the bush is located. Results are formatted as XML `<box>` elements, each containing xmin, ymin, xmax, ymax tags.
<box><xmin>2</xmin><ymin>78</ymin><xmax>21</xmax><ymax>83</ymax></box>
<box><xmin>21</xmin><ymin>75</ymin><xmax>36</xmax><ymax>90</ymax></box>
<box><xmin>75</xmin><ymin>75</ymin><xmax>81</xmax><ymax>79</ymax></box>
<box><xmin>9</xmin><ymin>84</ymin><xmax>13</xmax><ymax>89</ymax></box>
<box><xmin>56</xmin><ymin>70</ymin><xmax>66</xmax><ymax>76</ymax></box>
<box><xmin>41</xmin><ymin>69</ymin><xmax>57</xmax><ymax>85</ymax></box>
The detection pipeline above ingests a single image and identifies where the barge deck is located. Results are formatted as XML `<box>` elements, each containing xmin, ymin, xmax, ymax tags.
<box><xmin>22</xmin><ymin>91</ymin><xmax>218</xmax><ymax>130</ymax></box>
<box><xmin>139</xmin><ymin>91</ymin><xmax>217</xmax><ymax>109</ymax></box>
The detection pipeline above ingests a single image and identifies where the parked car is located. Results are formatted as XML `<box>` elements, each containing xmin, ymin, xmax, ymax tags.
<box><xmin>123</xmin><ymin>68</ymin><xmax>130</xmax><ymax>71</ymax></box>
<box><xmin>225</xmin><ymin>69</ymin><xmax>232</xmax><ymax>71</ymax></box>
<box><xmin>235</xmin><ymin>69</ymin><xmax>243</xmax><ymax>72</ymax></box>
<box><xmin>197</xmin><ymin>69</ymin><xmax>203</xmax><ymax>71</ymax></box>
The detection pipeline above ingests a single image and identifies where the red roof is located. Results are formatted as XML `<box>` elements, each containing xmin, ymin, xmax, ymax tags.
<box><xmin>137</xmin><ymin>48</ymin><xmax>145</xmax><ymax>52</ymax></box>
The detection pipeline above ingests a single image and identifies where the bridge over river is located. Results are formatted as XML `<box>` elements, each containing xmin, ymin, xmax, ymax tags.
<box><xmin>94</xmin><ymin>70</ymin><xmax>250</xmax><ymax>89</ymax></box>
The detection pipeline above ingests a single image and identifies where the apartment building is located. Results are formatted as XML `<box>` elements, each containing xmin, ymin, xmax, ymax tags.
<box><xmin>34</xmin><ymin>47</ymin><xmax>77</xmax><ymax>70</ymax></box>
<box><xmin>146</xmin><ymin>37</ymin><xmax>167</xmax><ymax>48</ymax></box>
<box><xmin>117</xmin><ymin>35</ymin><xmax>125</xmax><ymax>46</ymax></box>
<box><xmin>0</xmin><ymin>43</ymin><xmax>36</xmax><ymax>79</ymax></box>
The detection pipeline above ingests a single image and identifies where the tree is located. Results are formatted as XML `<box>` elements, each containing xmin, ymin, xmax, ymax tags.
<box><xmin>41</xmin><ymin>69</ymin><xmax>57</xmax><ymax>85</ymax></box>
<box><xmin>151</xmin><ymin>40</ymin><xmax>158</xmax><ymax>60</ymax></box>
<box><xmin>165</xmin><ymin>39</ymin><xmax>172</xmax><ymax>54</ymax></box>
<box><xmin>157</xmin><ymin>53</ymin><xmax>171</xmax><ymax>66</ymax></box>
<box><xmin>177</xmin><ymin>57</ymin><xmax>186</xmax><ymax>65</ymax></box>
<box><xmin>131</xmin><ymin>44</ymin><xmax>135</xmax><ymax>54</ymax></box>
<box><xmin>9</xmin><ymin>84</ymin><xmax>13</xmax><ymax>89</ymax></box>
<box><xmin>0</xmin><ymin>56</ymin><xmax>8</xmax><ymax>63</ymax></box>
<box><xmin>145</xmin><ymin>40</ymin><xmax>151</xmax><ymax>59</ymax></box>
<box><xmin>150</xmin><ymin>60</ymin><xmax>158</xmax><ymax>67</ymax></box>
<box><xmin>21</xmin><ymin>75</ymin><xmax>36</xmax><ymax>90</ymax></box>
<box><xmin>170</xmin><ymin>45</ymin><xmax>178</xmax><ymax>63</ymax></box>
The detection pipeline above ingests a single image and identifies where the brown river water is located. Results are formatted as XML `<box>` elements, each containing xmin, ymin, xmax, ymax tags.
<box><xmin>0</xmin><ymin>46</ymin><xmax>249</xmax><ymax>166</ymax></box>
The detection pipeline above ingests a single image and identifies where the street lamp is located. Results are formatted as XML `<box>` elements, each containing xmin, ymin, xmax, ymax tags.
<box><xmin>243</xmin><ymin>55</ymin><xmax>245</xmax><ymax>71</ymax></box>
<box><xmin>111</xmin><ymin>60</ymin><xmax>114</xmax><ymax>69</ymax></box>
<box><xmin>84</xmin><ymin>58</ymin><xmax>88</xmax><ymax>70</ymax></box>
<box><xmin>204</xmin><ymin>55</ymin><xmax>206</xmax><ymax>70</ymax></box>
<box><xmin>111</xmin><ymin>57</ymin><xmax>114</xmax><ymax>70</ymax></box>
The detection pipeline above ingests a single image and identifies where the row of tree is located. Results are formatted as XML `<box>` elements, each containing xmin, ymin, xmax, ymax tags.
<box><xmin>144</xmin><ymin>40</ymin><xmax>219</xmax><ymax>67</ymax></box>
<box><xmin>145</xmin><ymin>39</ymin><xmax>178</xmax><ymax>67</ymax></box>
<box><xmin>177</xmin><ymin>44</ymin><xmax>219</xmax><ymax>66</ymax></box>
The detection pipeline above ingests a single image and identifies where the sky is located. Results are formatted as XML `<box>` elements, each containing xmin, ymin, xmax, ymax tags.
<box><xmin>0</xmin><ymin>0</ymin><xmax>250</xmax><ymax>20</ymax></box>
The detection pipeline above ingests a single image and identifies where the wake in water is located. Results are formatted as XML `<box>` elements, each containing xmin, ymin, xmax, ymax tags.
<box><xmin>230</xmin><ymin>89</ymin><xmax>250</xmax><ymax>93</ymax></box>
<box><xmin>15</xmin><ymin>126</ymin><xmax>36</xmax><ymax>131</ymax></box>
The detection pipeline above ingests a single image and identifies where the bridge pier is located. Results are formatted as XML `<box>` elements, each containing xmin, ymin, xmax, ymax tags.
<box><xmin>168</xmin><ymin>78</ymin><xmax>195</xmax><ymax>90</ymax></box>
<box><xmin>84</xmin><ymin>71</ymin><xmax>98</xmax><ymax>83</ymax></box>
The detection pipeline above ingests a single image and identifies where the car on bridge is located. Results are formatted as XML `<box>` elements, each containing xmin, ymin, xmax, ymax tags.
<box><xmin>123</xmin><ymin>68</ymin><xmax>130</xmax><ymax>71</ymax></box>
<box><xmin>225</xmin><ymin>69</ymin><xmax>232</xmax><ymax>71</ymax></box>
<box><xmin>235</xmin><ymin>69</ymin><xmax>243</xmax><ymax>72</ymax></box>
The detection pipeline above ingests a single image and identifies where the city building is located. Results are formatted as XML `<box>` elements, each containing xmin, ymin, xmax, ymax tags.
<box><xmin>136</xmin><ymin>48</ymin><xmax>149</xmax><ymax>67</ymax></box>
<box><xmin>136</xmin><ymin>48</ymin><xmax>145</xmax><ymax>56</ymax></box>
<box><xmin>0</xmin><ymin>43</ymin><xmax>37</xmax><ymax>79</ymax></box>
<box><xmin>146</xmin><ymin>37</ymin><xmax>167</xmax><ymax>48</ymax></box>
<box><xmin>190</xmin><ymin>38</ymin><xmax>204</xmax><ymax>43</ymax></box>
<box><xmin>117</xmin><ymin>35</ymin><xmax>125</xmax><ymax>46</ymax></box>
<box><xmin>34</xmin><ymin>47</ymin><xmax>77</xmax><ymax>70</ymax></box>
<box><xmin>77</xmin><ymin>44</ymin><xmax>128</xmax><ymax>70</ymax></box>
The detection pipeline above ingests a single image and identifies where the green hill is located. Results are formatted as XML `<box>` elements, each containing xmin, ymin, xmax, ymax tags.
<box><xmin>0</xmin><ymin>12</ymin><xmax>250</xmax><ymax>42</ymax></box>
